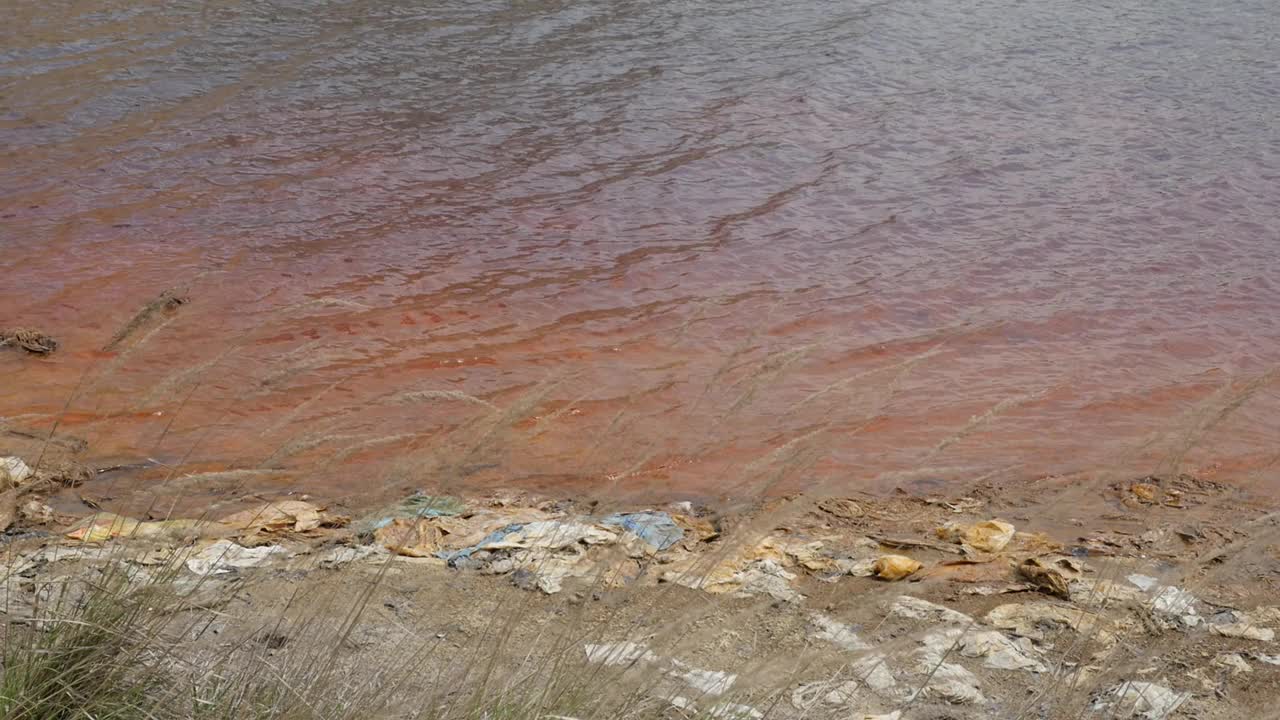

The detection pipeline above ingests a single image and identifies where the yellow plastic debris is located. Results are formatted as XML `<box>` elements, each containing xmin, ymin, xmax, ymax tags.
<box><xmin>375</xmin><ymin>518</ymin><xmax>445</xmax><ymax>557</ymax></box>
<box><xmin>937</xmin><ymin>519</ymin><xmax>1016</xmax><ymax>553</ymax></box>
<box><xmin>874</xmin><ymin>555</ymin><xmax>923</xmax><ymax>581</ymax></box>
<box><xmin>64</xmin><ymin>513</ymin><xmax>141</xmax><ymax>542</ymax></box>
<box><xmin>219</xmin><ymin>500</ymin><xmax>346</xmax><ymax>534</ymax></box>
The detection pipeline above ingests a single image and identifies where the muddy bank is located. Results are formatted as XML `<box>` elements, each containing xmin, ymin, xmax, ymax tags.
<box><xmin>3</xmin><ymin>452</ymin><xmax>1280</xmax><ymax>719</ymax></box>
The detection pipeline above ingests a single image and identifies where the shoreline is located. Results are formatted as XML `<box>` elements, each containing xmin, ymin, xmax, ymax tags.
<box><xmin>3</xmin><ymin>450</ymin><xmax>1279</xmax><ymax>718</ymax></box>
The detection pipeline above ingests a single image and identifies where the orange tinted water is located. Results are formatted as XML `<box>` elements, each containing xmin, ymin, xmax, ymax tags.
<box><xmin>2</xmin><ymin>0</ymin><xmax>1279</xmax><ymax>512</ymax></box>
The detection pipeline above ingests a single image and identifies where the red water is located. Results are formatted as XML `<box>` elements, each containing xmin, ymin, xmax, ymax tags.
<box><xmin>3</xmin><ymin>0</ymin><xmax>1279</xmax><ymax>511</ymax></box>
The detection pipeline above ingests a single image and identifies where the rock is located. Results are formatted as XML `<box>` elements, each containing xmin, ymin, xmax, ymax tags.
<box><xmin>873</xmin><ymin>555</ymin><xmax>922</xmax><ymax>581</ymax></box>
<box><xmin>1098</xmin><ymin>681</ymin><xmax>1189</xmax><ymax>719</ymax></box>
<box><xmin>956</xmin><ymin>630</ymin><xmax>1047</xmax><ymax>672</ymax></box>
<box><xmin>890</xmin><ymin>595</ymin><xmax>974</xmax><ymax>625</ymax></box>
<box><xmin>809</xmin><ymin>613</ymin><xmax>869</xmax><ymax>651</ymax></box>
<box><xmin>937</xmin><ymin>519</ymin><xmax>1015</xmax><ymax>553</ymax></box>
<box><xmin>0</xmin><ymin>457</ymin><xmax>33</xmax><ymax>488</ymax></box>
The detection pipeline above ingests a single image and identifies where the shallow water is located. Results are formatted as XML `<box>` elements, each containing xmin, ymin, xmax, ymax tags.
<box><xmin>2</xmin><ymin>0</ymin><xmax>1279</xmax><ymax>510</ymax></box>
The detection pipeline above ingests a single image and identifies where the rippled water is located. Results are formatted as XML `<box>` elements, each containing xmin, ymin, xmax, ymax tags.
<box><xmin>3</xmin><ymin>0</ymin><xmax>1279</xmax><ymax>510</ymax></box>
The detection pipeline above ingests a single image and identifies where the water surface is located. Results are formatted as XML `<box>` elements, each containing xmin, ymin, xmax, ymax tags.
<box><xmin>3</xmin><ymin>0</ymin><xmax>1279</xmax><ymax>509</ymax></box>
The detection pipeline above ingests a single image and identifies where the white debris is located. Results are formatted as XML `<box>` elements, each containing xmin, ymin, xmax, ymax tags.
<box><xmin>836</xmin><ymin>557</ymin><xmax>878</xmax><ymax>577</ymax></box>
<box><xmin>316</xmin><ymin>544</ymin><xmax>389</xmax><ymax>568</ymax></box>
<box><xmin>851</xmin><ymin>653</ymin><xmax>899</xmax><ymax>692</ymax></box>
<box><xmin>890</xmin><ymin>595</ymin><xmax>974</xmax><ymax>625</ymax></box>
<box><xmin>1127</xmin><ymin>574</ymin><xmax>1159</xmax><ymax>591</ymax></box>
<box><xmin>986</xmin><ymin>602</ymin><xmax>1113</xmax><ymax>645</ymax></box>
<box><xmin>0</xmin><ymin>456</ymin><xmax>33</xmax><ymax>487</ymax></box>
<box><xmin>185</xmin><ymin>541</ymin><xmax>287</xmax><ymax>576</ymax></box>
<box><xmin>912</xmin><ymin>660</ymin><xmax>985</xmax><ymax>705</ymax></box>
<box><xmin>957</xmin><ymin>630</ymin><xmax>1047</xmax><ymax>672</ymax></box>
<box><xmin>667</xmin><ymin>659</ymin><xmax>736</xmax><ymax>696</ymax></box>
<box><xmin>1150</xmin><ymin>586</ymin><xmax>1198</xmax><ymax>617</ymax></box>
<box><xmin>480</xmin><ymin>521</ymin><xmax>617</xmax><ymax>551</ymax></box>
<box><xmin>1098</xmin><ymin>681</ymin><xmax>1189</xmax><ymax>719</ymax></box>
<box><xmin>1213</xmin><ymin>653</ymin><xmax>1252</xmax><ymax>674</ymax></box>
<box><xmin>1252</xmin><ymin>653</ymin><xmax>1280</xmax><ymax>666</ymax></box>
<box><xmin>1071</xmin><ymin>577</ymin><xmax>1145</xmax><ymax>606</ymax></box>
<box><xmin>729</xmin><ymin>560</ymin><xmax>804</xmax><ymax>603</ymax></box>
<box><xmin>810</xmin><ymin>613</ymin><xmax>870</xmax><ymax>651</ymax></box>
<box><xmin>583</xmin><ymin>642</ymin><xmax>659</xmax><ymax>667</ymax></box>
<box><xmin>1210</xmin><ymin>623</ymin><xmax>1275</xmax><ymax>642</ymax></box>
<box><xmin>706</xmin><ymin>703</ymin><xmax>762</xmax><ymax>719</ymax></box>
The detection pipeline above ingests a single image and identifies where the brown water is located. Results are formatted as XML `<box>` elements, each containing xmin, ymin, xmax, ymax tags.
<box><xmin>3</xmin><ymin>0</ymin><xmax>1279</xmax><ymax>510</ymax></box>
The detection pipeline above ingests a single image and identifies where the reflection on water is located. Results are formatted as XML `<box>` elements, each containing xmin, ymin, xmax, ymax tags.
<box><xmin>2</xmin><ymin>0</ymin><xmax>1279</xmax><ymax>511</ymax></box>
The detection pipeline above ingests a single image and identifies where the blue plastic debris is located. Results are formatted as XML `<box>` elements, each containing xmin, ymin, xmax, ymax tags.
<box><xmin>438</xmin><ymin>523</ymin><xmax>526</xmax><ymax>566</ymax></box>
<box><xmin>601</xmin><ymin>511</ymin><xmax>683</xmax><ymax>550</ymax></box>
<box><xmin>365</xmin><ymin>493</ymin><xmax>466</xmax><ymax>531</ymax></box>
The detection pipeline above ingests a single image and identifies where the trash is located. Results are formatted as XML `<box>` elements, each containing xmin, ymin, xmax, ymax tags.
<box><xmin>1130</xmin><ymin>483</ymin><xmax>1159</xmax><ymax>503</ymax></box>
<box><xmin>601</xmin><ymin>511</ymin><xmax>684</xmax><ymax>550</ymax></box>
<box><xmin>65</xmin><ymin>513</ymin><xmax>142</xmax><ymax>542</ymax></box>
<box><xmin>1210</xmin><ymin>623</ymin><xmax>1275</xmax><ymax>642</ymax></box>
<box><xmin>362</xmin><ymin>494</ymin><xmax>466</xmax><ymax>531</ymax></box>
<box><xmin>1070</xmin><ymin>577</ymin><xmax>1145</xmax><ymax>606</ymax></box>
<box><xmin>985</xmin><ymin>602</ymin><xmax>1113</xmax><ymax>645</ymax></box>
<box><xmin>1127</xmin><ymin>574</ymin><xmax>1160</xmax><ymax>591</ymax></box>
<box><xmin>890</xmin><ymin>595</ymin><xmax>974</xmax><ymax>625</ymax></box>
<box><xmin>1252</xmin><ymin>653</ymin><xmax>1280</xmax><ymax>666</ymax></box>
<box><xmin>219</xmin><ymin>500</ymin><xmax>347</xmax><ymax>534</ymax></box>
<box><xmin>18</xmin><ymin>498</ymin><xmax>54</xmax><ymax>524</ymax></box>
<box><xmin>1018</xmin><ymin>557</ymin><xmax>1071</xmax><ymax>598</ymax></box>
<box><xmin>706</xmin><ymin>703</ymin><xmax>762</xmax><ymax>719</ymax></box>
<box><xmin>1213</xmin><ymin>653</ymin><xmax>1252</xmax><ymax>674</ymax></box>
<box><xmin>724</xmin><ymin>559</ymin><xmax>803</xmax><ymax>603</ymax></box>
<box><xmin>874</xmin><ymin>555</ymin><xmax>922</xmax><ymax>581</ymax></box>
<box><xmin>1098</xmin><ymin>681</ymin><xmax>1188</xmax><ymax>719</ymax></box>
<box><xmin>809</xmin><ymin>613</ymin><xmax>870</xmax><ymax>651</ymax></box>
<box><xmin>956</xmin><ymin>631</ymin><xmax>1047</xmax><ymax>672</ymax></box>
<box><xmin>1</xmin><ymin>328</ymin><xmax>58</xmax><ymax>354</ymax></box>
<box><xmin>937</xmin><ymin>519</ymin><xmax>1015</xmax><ymax>553</ymax></box>
<box><xmin>186</xmin><ymin>540</ymin><xmax>287</xmax><ymax>576</ymax></box>
<box><xmin>850</xmin><ymin>653</ymin><xmax>899</xmax><ymax>692</ymax></box>
<box><xmin>910</xmin><ymin>657</ymin><xmax>985</xmax><ymax>705</ymax></box>
<box><xmin>835</xmin><ymin>557</ymin><xmax>878</xmax><ymax>577</ymax></box>
<box><xmin>0</xmin><ymin>457</ymin><xmax>33</xmax><ymax>487</ymax></box>
<box><xmin>666</xmin><ymin>659</ymin><xmax>736</xmax><ymax>696</ymax></box>
<box><xmin>374</xmin><ymin>518</ymin><xmax>445</xmax><ymax>557</ymax></box>
<box><xmin>103</xmin><ymin>288</ymin><xmax>187</xmax><ymax>352</ymax></box>
<box><xmin>1150</xmin><ymin>585</ymin><xmax>1198</xmax><ymax>618</ymax></box>
<box><xmin>463</xmin><ymin>520</ymin><xmax>616</xmax><ymax>552</ymax></box>
<box><xmin>817</xmin><ymin>497</ymin><xmax>864</xmax><ymax>519</ymax></box>
<box><xmin>584</xmin><ymin>642</ymin><xmax>659</xmax><ymax>667</ymax></box>
<box><xmin>871</xmin><ymin>534</ymin><xmax>966</xmax><ymax>555</ymax></box>
<box><xmin>317</xmin><ymin>544</ymin><xmax>389</xmax><ymax>568</ymax></box>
